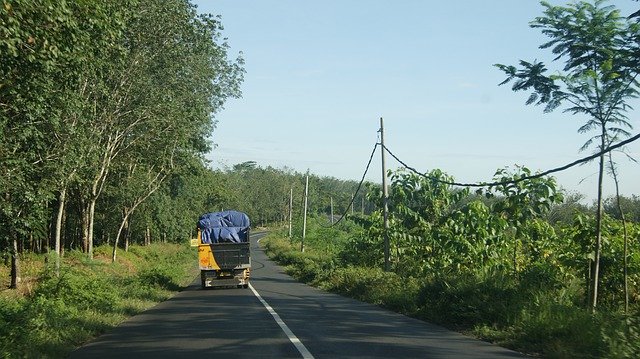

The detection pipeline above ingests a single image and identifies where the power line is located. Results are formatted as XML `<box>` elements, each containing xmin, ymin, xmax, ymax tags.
<box><xmin>324</xmin><ymin>142</ymin><xmax>379</xmax><ymax>227</ymax></box>
<box><xmin>383</xmin><ymin>132</ymin><xmax>640</xmax><ymax>188</ymax></box>
<box><xmin>323</xmin><ymin>131</ymin><xmax>639</xmax><ymax>228</ymax></box>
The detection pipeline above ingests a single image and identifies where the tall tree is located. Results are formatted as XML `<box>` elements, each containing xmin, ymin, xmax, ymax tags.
<box><xmin>0</xmin><ymin>0</ymin><xmax>125</xmax><ymax>285</ymax></box>
<box><xmin>495</xmin><ymin>0</ymin><xmax>640</xmax><ymax>311</ymax></box>
<box><xmin>75</xmin><ymin>0</ymin><xmax>244</xmax><ymax>259</ymax></box>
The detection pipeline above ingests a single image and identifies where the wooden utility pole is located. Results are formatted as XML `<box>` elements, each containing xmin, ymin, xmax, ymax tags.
<box><xmin>351</xmin><ymin>194</ymin><xmax>354</xmax><ymax>215</ymax></box>
<box><xmin>330</xmin><ymin>197</ymin><xmax>334</xmax><ymax>224</ymax></box>
<box><xmin>302</xmin><ymin>175</ymin><xmax>309</xmax><ymax>252</ymax></box>
<box><xmin>289</xmin><ymin>188</ymin><xmax>293</xmax><ymax>238</ymax></box>
<box><xmin>380</xmin><ymin>117</ymin><xmax>390</xmax><ymax>272</ymax></box>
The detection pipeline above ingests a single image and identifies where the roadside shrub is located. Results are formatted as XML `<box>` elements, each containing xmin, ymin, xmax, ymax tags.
<box><xmin>34</xmin><ymin>268</ymin><xmax>120</xmax><ymax>313</ymax></box>
<box><xmin>0</xmin><ymin>243</ymin><xmax>197</xmax><ymax>358</ymax></box>
<box><xmin>319</xmin><ymin>266</ymin><xmax>420</xmax><ymax>314</ymax></box>
<box><xmin>263</xmin><ymin>234</ymin><xmax>329</xmax><ymax>283</ymax></box>
<box><xmin>416</xmin><ymin>271</ymin><xmax>518</xmax><ymax>328</ymax></box>
<box><xmin>263</xmin><ymin>236</ymin><xmax>297</xmax><ymax>262</ymax></box>
<box><xmin>513</xmin><ymin>302</ymin><xmax>605</xmax><ymax>358</ymax></box>
<box><xmin>601</xmin><ymin>313</ymin><xmax>640</xmax><ymax>359</ymax></box>
<box><xmin>137</xmin><ymin>267</ymin><xmax>182</xmax><ymax>291</ymax></box>
<box><xmin>0</xmin><ymin>295</ymin><xmax>28</xmax><ymax>357</ymax></box>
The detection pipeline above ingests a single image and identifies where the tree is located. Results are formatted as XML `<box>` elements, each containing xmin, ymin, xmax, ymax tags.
<box><xmin>1</xmin><ymin>0</ymin><xmax>245</xmax><ymax>291</ymax></box>
<box><xmin>495</xmin><ymin>0</ymin><xmax>640</xmax><ymax>311</ymax></box>
<box><xmin>71</xmin><ymin>0</ymin><xmax>244</xmax><ymax>259</ymax></box>
<box><xmin>486</xmin><ymin>166</ymin><xmax>563</xmax><ymax>275</ymax></box>
<box><xmin>0</xmin><ymin>0</ymin><xmax>127</xmax><ymax>285</ymax></box>
<box><xmin>101</xmin><ymin>0</ymin><xmax>243</xmax><ymax>261</ymax></box>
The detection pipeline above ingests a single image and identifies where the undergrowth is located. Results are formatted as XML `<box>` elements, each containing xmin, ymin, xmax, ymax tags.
<box><xmin>262</xmin><ymin>232</ymin><xmax>640</xmax><ymax>359</ymax></box>
<box><xmin>0</xmin><ymin>243</ymin><xmax>197</xmax><ymax>358</ymax></box>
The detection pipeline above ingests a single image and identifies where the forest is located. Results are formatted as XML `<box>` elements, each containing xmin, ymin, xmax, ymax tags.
<box><xmin>0</xmin><ymin>0</ymin><xmax>245</xmax><ymax>284</ymax></box>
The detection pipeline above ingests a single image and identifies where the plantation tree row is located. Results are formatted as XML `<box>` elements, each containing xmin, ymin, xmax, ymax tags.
<box><xmin>1</xmin><ymin>0</ymin><xmax>243</xmax><ymax>286</ymax></box>
<box><xmin>215</xmin><ymin>161</ymin><xmax>372</xmax><ymax>228</ymax></box>
<box><xmin>106</xmin><ymin>163</ymin><xmax>369</xmax><ymax>250</ymax></box>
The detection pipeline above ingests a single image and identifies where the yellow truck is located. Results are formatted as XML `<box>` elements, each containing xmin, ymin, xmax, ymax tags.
<box><xmin>196</xmin><ymin>211</ymin><xmax>251</xmax><ymax>289</ymax></box>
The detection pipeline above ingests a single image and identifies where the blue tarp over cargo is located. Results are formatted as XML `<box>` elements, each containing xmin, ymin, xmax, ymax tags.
<box><xmin>198</xmin><ymin>211</ymin><xmax>250</xmax><ymax>244</ymax></box>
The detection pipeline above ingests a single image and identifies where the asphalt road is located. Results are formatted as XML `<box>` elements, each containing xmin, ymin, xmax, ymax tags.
<box><xmin>70</xmin><ymin>232</ymin><xmax>526</xmax><ymax>358</ymax></box>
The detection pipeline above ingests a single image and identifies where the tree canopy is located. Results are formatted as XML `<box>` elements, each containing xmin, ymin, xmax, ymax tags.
<box><xmin>0</xmin><ymin>0</ymin><xmax>243</xmax><ymax>285</ymax></box>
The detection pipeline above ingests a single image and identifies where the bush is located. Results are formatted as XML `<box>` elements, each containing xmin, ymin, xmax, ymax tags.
<box><xmin>263</xmin><ymin>226</ymin><xmax>640</xmax><ymax>358</ymax></box>
<box><xmin>320</xmin><ymin>266</ymin><xmax>420</xmax><ymax>314</ymax></box>
<box><xmin>0</xmin><ymin>243</ymin><xmax>197</xmax><ymax>358</ymax></box>
<box><xmin>416</xmin><ymin>271</ymin><xmax>519</xmax><ymax>329</ymax></box>
<box><xmin>601</xmin><ymin>313</ymin><xmax>640</xmax><ymax>359</ymax></box>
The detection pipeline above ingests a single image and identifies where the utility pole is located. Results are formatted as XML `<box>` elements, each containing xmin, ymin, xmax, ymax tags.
<box><xmin>380</xmin><ymin>117</ymin><xmax>390</xmax><ymax>272</ymax></box>
<box><xmin>351</xmin><ymin>194</ymin><xmax>354</xmax><ymax>215</ymax></box>
<box><xmin>302</xmin><ymin>175</ymin><xmax>309</xmax><ymax>252</ymax></box>
<box><xmin>288</xmin><ymin>188</ymin><xmax>293</xmax><ymax>238</ymax></box>
<box><xmin>330</xmin><ymin>197</ymin><xmax>334</xmax><ymax>224</ymax></box>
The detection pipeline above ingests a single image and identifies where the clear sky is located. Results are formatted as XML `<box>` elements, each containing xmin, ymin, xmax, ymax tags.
<box><xmin>194</xmin><ymin>0</ymin><xmax>640</xmax><ymax>203</ymax></box>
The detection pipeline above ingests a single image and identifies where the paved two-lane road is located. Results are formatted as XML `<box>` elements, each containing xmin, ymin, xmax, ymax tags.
<box><xmin>71</xmin><ymin>232</ymin><xmax>525</xmax><ymax>358</ymax></box>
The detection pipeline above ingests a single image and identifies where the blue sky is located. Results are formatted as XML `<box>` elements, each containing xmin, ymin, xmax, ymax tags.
<box><xmin>194</xmin><ymin>0</ymin><xmax>640</xmax><ymax>202</ymax></box>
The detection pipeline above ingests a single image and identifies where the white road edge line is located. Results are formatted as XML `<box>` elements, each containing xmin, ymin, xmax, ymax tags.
<box><xmin>249</xmin><ymin>283</ymin><xmax>314</xmax><ymax>359</ymax></box>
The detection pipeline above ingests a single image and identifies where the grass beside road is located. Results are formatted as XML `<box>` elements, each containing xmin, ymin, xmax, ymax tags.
<box><xmin>0</xmin><ymin>243</ymin><xmax>198</xmax><ymax>358</ymax></box>
<box><xmin>262</xmin><ymin>232</ymin><xmax>640</xmax><ymax>359</ymax></box>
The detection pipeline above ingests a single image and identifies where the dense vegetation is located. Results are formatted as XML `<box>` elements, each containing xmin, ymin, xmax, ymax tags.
<box><xmin>0</xmin><ymin>243</ymin><xmax>197</xmax><ymax>358</ymax></box>
<box><xmin>263</xmin><ymin>169</ymin><xmax>640</xmax><ymax>357</ymax></box>
<box><xmin>0</xmin><ymin>0</ymin><xmax>244</xmax><ymax>284</ymax></box>
<box><xmin>495</xmin><ymin>0</ymin><xmax>640</xmax><ymax>312</ymax></box>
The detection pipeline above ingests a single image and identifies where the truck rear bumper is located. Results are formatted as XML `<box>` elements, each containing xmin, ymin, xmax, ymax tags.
<box><xmin>201</xmin><ymin>268</ymin><xmax>250</xmax><ymax>289</ymax></box>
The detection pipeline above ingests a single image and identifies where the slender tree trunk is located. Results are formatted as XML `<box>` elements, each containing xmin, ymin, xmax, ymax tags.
<box><xmin>145</xmin><ymin>226</ymin><xmax>151</xmax><ymax>246</ymax></box>
<box><xmin>10</xmin><ymin>235</ymin><xmax>20</xmax><ymax>289</ymax></box>
<box><xmin>81</xmin><ymin>198</ymin><xmax>89</xmax><ymax>253</ymax></box>
<box><xmin>43</xmin><ymin>221</ymin><xmax>49</xmax><ymax>253</ymax></box>
<box><xmin>608</xmin><ymin>152</ymin><xmax>629</xmax><ymax>314</ymax></box>
<box><xmin>513</xmin><ymin>233</ymin><xmax>518</xmax><ymax>277</ymax></box>
<box><xmin>586</xmin><ymin>261</ymin><xmax>592</xmax><ymax>308</ymax></box>
<box><xmin>86</xmin><ymin>149</ymin><xmax>112</xmax><ymax>260</ymax></box>
<box><xmin>61</xmin><ymin>204</ymin><xmax>67</xmax><ymax>258</ymax></box>
<box><xmin>87</xmin><ymin>198</ymin><xmax>97</xmax><ymax>260</ymax></box>
<box><xmin>622</xmin><ymin>212</ymin><xmax>629</xmax><ymax>314</ymax></box>
<box><xmin>124</xmin><ymin>217</ymin><xmax>130</xmax><ymax>252</ymax></box>
<box><xmin>112</xmin><ymin>209</ymin><xmax>130</xmax><ymax>263</ymax></box>
<box><xmin>590</xmin><ymin>136</ymin><xmax>606</xmax><ymax>313</ymax></box>
<box><xmin>54</xmin><ymin>187</ymin><xmax>67</xmax><ymax>276</ymax></box>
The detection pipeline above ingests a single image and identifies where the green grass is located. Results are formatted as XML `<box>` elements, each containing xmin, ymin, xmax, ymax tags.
<box><xmin>262</xmin><ymin>232</ymin><xmax>640</xmax><ymax>358</ymax></box>
<box><xmin>0</xmin><ymin>243</ymin><xmax>198</xmax><ymax>358</ymax></box>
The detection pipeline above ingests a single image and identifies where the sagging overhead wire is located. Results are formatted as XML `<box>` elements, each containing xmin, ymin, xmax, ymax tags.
<box><xmin>383</xmin><ymin>132</ymin><xmax>640</xmax><ymax>188</ymax></box>
<box><xmin>324</xmin><ymin>142</ymin><xmax>379</xmax><ymax>227</ymax></box>
<box><xmin>326</xmin><ymin>131</ymin><xmax>639</xmax><ymax>228</ymax></box>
